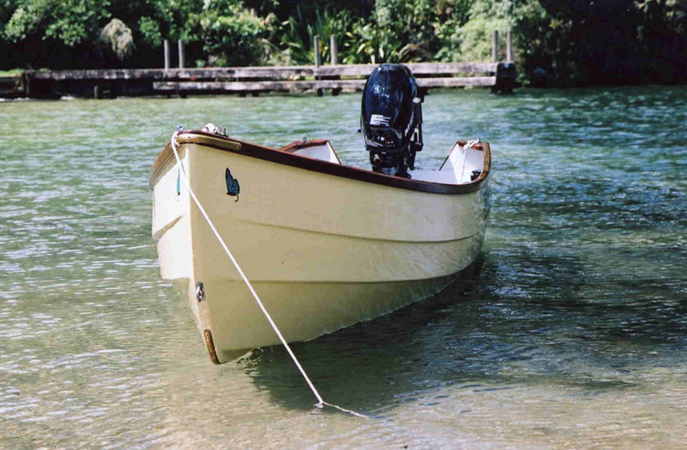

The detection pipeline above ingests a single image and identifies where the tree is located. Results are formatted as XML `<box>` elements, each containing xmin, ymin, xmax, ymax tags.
<box><xmin>186</xmin><ymin>0</ymin><xmax>271</xmax><ymax>66</ymax></box>
<box><xmin>4</xmin><ymin>0</ymin><xmax>110</xmax><ymax>46</ymax></box>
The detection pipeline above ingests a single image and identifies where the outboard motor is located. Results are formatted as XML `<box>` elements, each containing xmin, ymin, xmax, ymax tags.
<box><xmin>361</xmin><ymin>64</ymin><xmax>423</xmax><ymax>178</ymax></box>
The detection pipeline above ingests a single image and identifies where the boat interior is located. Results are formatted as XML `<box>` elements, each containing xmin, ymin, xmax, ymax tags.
<box><xmin>281</xmin><ymin>139</ymin><xmax>486</xmax><ymax>185</ymax></box>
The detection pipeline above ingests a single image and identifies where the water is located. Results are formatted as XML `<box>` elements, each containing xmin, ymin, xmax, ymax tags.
<box><xmin>1</xmin><ymin>86</ymin><xmax>686</xmax><ymax>448</ymax></box>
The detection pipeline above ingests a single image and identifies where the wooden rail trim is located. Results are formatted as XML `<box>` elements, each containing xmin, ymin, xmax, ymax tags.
<box><xmin>150</xmin><ymin>131</ymin><xmax>491</xmax><ymax>195</ymax></box>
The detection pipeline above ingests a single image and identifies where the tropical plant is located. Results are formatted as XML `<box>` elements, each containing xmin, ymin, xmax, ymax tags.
<box><xmin>186</xmin><ymin>0</ymin><xmax>270</xmax><ymax>66</ymax></box>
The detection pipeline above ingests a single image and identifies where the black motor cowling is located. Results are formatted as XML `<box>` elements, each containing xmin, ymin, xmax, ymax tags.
<box><xmin>361</xmin><ymin>64</ymin><xmax>423</xmax><ymax>178</ymax></box>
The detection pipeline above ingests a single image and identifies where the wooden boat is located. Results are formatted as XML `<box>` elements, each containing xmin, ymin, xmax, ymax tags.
<box><xmin>150</xmin><ymin>129</ymin><xmax>491</xmax><ymax>363</ymax></box>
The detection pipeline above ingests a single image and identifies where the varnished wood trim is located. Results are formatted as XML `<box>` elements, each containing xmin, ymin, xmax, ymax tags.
<box><xmin>150</xmin><ymin>131</ymin><xmax>491</xmax><ymax>195</ymax></box>
<box><xmin>177</xmin><ymin>134</ymin><xmax>242</xmax><ymax>152</ymax></box>
<box><xmin>457</xmin><ymin>140</ymin><xmax>485</xmax><ymax>151</ymax></box>
<box><xmin>278</xmin><ymin>139</ymin><xmax>343</xmax><ymax>165</ymax></box>
<box><xmin>203</xmin><ymin>329</ymin><xmax>221</xmax><ymax>365</ymax></box>
<box><xmin>278</xmin><ymin>139</ymin><xmax>330</xmax><ymax>153</ymax></box>
<box><xmin>478</xmin><ymin>142</ymin><xmax>492</xmax><ymax>183</ymax></box>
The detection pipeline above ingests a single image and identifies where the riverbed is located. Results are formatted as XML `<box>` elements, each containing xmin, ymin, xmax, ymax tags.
<box><xmin>1</xmin><ymin>86</ymin><xmax>686</xmax><ymax>448</ymax></box>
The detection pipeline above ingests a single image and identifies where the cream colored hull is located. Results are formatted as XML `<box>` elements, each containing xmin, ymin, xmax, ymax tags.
<box><xmin>152</xmin><ymin>135</ymin><xmax>489</xmax><ymax>362</ymax></box>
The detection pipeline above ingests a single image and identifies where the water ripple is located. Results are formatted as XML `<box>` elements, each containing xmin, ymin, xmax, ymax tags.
<box><xmin>1</xmin><ymin>86</ymin><xmax>686</xmax><ymax>448</ymax></box>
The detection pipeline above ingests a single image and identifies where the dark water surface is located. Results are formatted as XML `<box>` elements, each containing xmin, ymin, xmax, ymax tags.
<box><xmin>1</xmin><ymin>87</ymin><xmax>686</xmax><ymax>448</ymax></box>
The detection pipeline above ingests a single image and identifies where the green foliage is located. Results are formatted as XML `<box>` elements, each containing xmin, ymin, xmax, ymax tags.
<box><xmin>282</xmin><ymin>0</ymin><xmax>473</xmax><ymax>65</ymax></box>
<box><xmin>513</xmin><ymin>0</ymin><xmax>687</xmax><ymax>85</ymax></box>
<box><xmin>3</xmin><ymin>0</ymin><xmax>49</xmax><ymax>41</ymax></box>
<box><xmin>0</xmin><ymin>0</ymin><xmax>686</xmax><ymax>85</ymax></box>
<box><xmin>257</xmin><ymin>7</ymin><xmax>356</xmax><ymax>66</ymax></box>
<box><xmin>511</xmin><ymin>0</ymin><xmax>578</xmax><ymax>85</ymax></box>
<box><xmin>185</xmin><ymin>0</ymin><xmax>270</xmax><ymax>66</ymax></box>
<box><xmin>138</xmin><ymin>16</ymin><xmax>162</xmax><ymax>47</ymax></box>
<box><xmin>5</xmin><ymin>0</ymin><xmax>110</xmax><ymax>46</ymax></box>
<box><xmin>371</xmin><ymin>0</ymin><xmax>436</xmax><ymax>61</ymax></box>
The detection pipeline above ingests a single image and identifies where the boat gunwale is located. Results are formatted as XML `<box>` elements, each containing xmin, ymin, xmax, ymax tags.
<box><xmin>150</xmin><ymin>130</ymin><xmax>491</xmax><ymax>195</ymax></box>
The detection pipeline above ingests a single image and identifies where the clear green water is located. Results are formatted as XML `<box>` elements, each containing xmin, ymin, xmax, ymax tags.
<box><xmin>1</xmin><ymin>87</ymin><xmax>686</xmax><ymax>448</ymax></box>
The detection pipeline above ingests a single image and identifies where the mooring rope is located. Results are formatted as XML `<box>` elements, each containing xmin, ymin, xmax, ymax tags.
<box><xmin>169</xmin><ymin>130</ymin><xmax>367</xmax><ymax>419</ymax></box>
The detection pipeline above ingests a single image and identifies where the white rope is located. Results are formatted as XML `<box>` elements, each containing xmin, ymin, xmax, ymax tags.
<box><xmin>169</xmin><ymin>130</ymin><xmax>368</xmax><ymax>419</ymax></box>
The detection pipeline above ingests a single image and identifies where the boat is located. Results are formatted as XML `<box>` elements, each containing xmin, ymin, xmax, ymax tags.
<box><xmin>149</xmin><ymin>129</ymin><xmax>491</xmax><ymax>363</ymax></box>
<box><xmin>150</xmin><ymin>64</ymin><xmax>491</xmax><ymax>364</ymax></box>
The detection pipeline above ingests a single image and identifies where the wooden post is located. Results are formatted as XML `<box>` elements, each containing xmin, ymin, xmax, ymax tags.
<box><xmin>164</xmin><ymin>39</ymin><xmax>170</xmax><ymax>70</ymax></box>
<box><xmin>23</xmin><ymin>72</ymin><xmax>30</xmax><ymax>98</ymax></box>
<box><xmin>314</xmin><ymin>35</ymin><xmax>323</xmax><ymax>96</ymax></box>
<box><xmin>330</xmin><ymin>35</ymin><xmax>338</xmax><ymax>65</ymax></box>
<box><xmin>492</xmin><ymin>31</ymin><xmax>499</xmax><ymax>62</ymax></box>
<box><xmin>313</xmin><ymin>35</ymin><xmax>321</xmax><ymax>67</ymax></box>
<box><xmin>178</xmin><ymin>40</ymin><xmax>185</xmax><ymax>68</ymax></box>
<box><xmin>506</xmin><ymin>30</ymin><xmax>513</xmax><ymax>62</ymax></box>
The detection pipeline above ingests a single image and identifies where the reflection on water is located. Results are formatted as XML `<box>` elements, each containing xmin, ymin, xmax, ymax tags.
<box><xmin>1</xmin><ymin>86</ymin><xmax>686</xmax><ymax>448</ymax></box>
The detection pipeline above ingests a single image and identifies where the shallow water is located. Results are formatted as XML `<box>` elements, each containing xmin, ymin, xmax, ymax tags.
<box><xmin>1</xmin><ymin>86</ymin><xmax>686</xmax><ymax>448</ymax></box>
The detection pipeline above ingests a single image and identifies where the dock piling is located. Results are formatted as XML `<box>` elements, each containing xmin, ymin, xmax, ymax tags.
<box><xmin>330</xmin><ymin>35</ymin><xmax>338</xmax><ymax>65</ymax></box>
<box><xmin>492</xmin><ymin>31</ymin><xmax>499</xmax><ymax>62</ymax></box>
<box><xmin>313</xmin><ymin>35</ymin><xmax>321</xmax><ymax>67</ymax></box>
<box><xmin>178</xmin><ymin>40</ymin><xmax>185</xmax><ymax>68</ymax></box>
<box><xmin>164</xmin><ymin>40</ymin><xmax>170</xmax><ymax>70</ymax></box>
<box><xmin>314</xmin><ymin>35</ymin><xmax>323</xmax><ymax>96</ymax></box>
<box><xmin>493</xmin><ymin>62</ymin><xmax>516</xmax><ymax>94</ymax></box>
